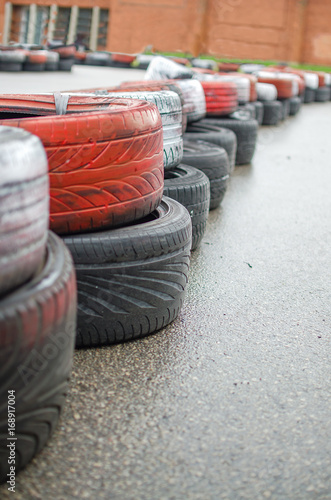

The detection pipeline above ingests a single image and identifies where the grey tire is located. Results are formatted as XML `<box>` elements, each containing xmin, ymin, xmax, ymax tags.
<box><xmin>0</xmin><ymin>126</ymin><xmax>49</xmax><ymax>296</ymax></box>
<box><xmin>289</xmin><ymin>96</ymin><xmax>302</xmax><ymax>116</ymax></box>
<box><xmin>0</xmin><ymin>231</ymin><xmax>77</xmax><ymax>483</ymax></box>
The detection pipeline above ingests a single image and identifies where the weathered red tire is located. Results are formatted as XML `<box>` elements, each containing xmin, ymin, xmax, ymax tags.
<box><xmin>259</xmin><ymin>67</ymin><xmax>305</xmax><ymax>95</ymax></box>
<box><xmin>200</xmin><ymin>81</ymin><xmax>238</xmax><ymax>116</ymax></box>
<box><xmin>25</xmin><ymin>51</ymin><xmax>48</xmax><ymax>64</ymax></box>
<box><xmin>111</xmin><ymin>53</ymin><xmax>135</xmax><ymax>64</ymax></box>
<box><xmin>256</xmin><ymin>76</ymin><xmax>294</xmax><ymax>99</ymax></box>
<box><xmin>0</xmin><ymin>95</ymin><xmax>164</xmax><ymax>235</ymax></box>
<box><xmin>71</xmin><ymin>81</ymin><xmax>188</xmax><ymax>132</ymax></box>
<box><xmin>225</xmin><ymin>73</ymin><xmax>258</xmax><ymax>102</ymax></box>
<box><xmin>217</xmin><ymin>62</ymin><xmax>240</xmax><ymax>72</ymax></box>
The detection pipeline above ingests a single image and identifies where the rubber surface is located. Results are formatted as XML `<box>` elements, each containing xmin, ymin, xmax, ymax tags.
<box><xmin>63</xmin><ymin>197</ymin><xmax>192</xmax><ymax>347</ymax></box>
<box><xmin>200</xmin><ymin>81</ymin><xmax>238</xmax><ymax>116</ymax></box>
<box><xmin>253</xmin><ymin>101</ymin><xmax>264</xmax><ymax>125</ymax></box>
<box><xmin>163</xmin><ymin>165</ymin><xmax>210</xmax><ymax>250</ymax></box>
<box><xmin>184</xmin><ymin>122</ymin><xmax>237</xmax><ymax>172</ymax></box>
<box><xmin>315</xmin><ymin>86</ymin><xmax>331</xmax><ymax>102</ymax></box>
<box><xmin>106</xmin><ymin>81</ymin><xmax>188</xmax><ymax>132</ymax></box>
<box><xmin>182</xmin><ymin>140</ymin><xmax>230</xmax><ymax>209</ymax></box>
<box><xmin>256</xmin><ymin>76</ymin><xmax>294</xmax><ymax>99</ymax></box>
<box><xmin>0</xmin><ymin>95</ymin><xmax>164</xmax><ymax>234</ymax></box>
<box><xmin>0</xmin><ymin>231</ymin><xmax>77</xmax><ymax>483</ymax></box>
<box><xmin>289</xmin><ymin>96</ymin><xmax>302</xmax><ymax>116</ymax></box>
<box><xmin>256</xmin><ymin>82</ymin><xmax>278</xmax><ymax>102</ymax></box>
<box><xmin>0</xmin><ymin>126</ymin><xmax>49</xmax><ymax>297</ymax></box>
<box><xmin>304</xmin><ymin>88</ymin><xmax>316</xmax><ymax>103</ymax></box>
<box><xmin>105</xmin><ymin>90</ymin><xmax>183</xmax><ymax>170</ymax></box>
<box><xmin>173</xmin><ymin>80</ymin><xmax>206</xmax><ymax>123</ymax></box>
<box><xmin>262</xmin><ymin>101</ymin><xmax>283</xmax><ymax>125</ymax></box>
<box><xmin>279</xmin><ymin>99</ymin><xmax>291</xmax><ymax>121</ymax></box>
<box><xmin>198</xmin><ymin>117</ymin><xmax>258</xmax><ymax>165</ymax></box>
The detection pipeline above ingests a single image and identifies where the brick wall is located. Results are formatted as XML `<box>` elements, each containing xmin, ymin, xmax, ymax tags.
<box><xmin>108</xmin><ymin>0</ymin><xmax>204</xmax><ymax>55</ymax></box>
<box><xmin>1</xmin><ymin>0</ymin><xmax>331</xmax><ymax>65</ymax></box>
<box><xmin>303</xmin><ymin>0</ymin><xmax>331</xmax><ymax>65</ymax></box>
<box><xmin>204</xmin><ymin>0</ymin><xmax>291</xmax><ymax>60</ymax></box>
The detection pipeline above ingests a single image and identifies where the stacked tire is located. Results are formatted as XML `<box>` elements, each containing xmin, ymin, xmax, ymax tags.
<box><xmin>66</xmin><ymin>84</ymin><xmax>212</xmax><ymax>248</ymax></box>
<box><xmin>0</xmin><ymin>126</ymin><xmax>77</xmax><ymax>483</ymax></box>
<box><xmin>0</xmin><ymin>94</ymin><xmax>192</xmax><ymax>348</ymax></box>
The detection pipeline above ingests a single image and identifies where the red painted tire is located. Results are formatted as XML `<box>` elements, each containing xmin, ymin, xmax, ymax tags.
<box><xmin>70</xmin><ymin>81</ymin><xmax>189</xmax><ymax>132</ymax></box>
<box><xmin>26</xmin><ymin>51</ymin><xmax>48</xmax><ymax>64</ymax></box>
<box><xmin>111</xmin><ymin>53</ymin><xmax>135</xmax><ymax>64</ymax></box>
<box><xmin>49</xmin><ymin>45</ymin><xmax>76</xmax><ymax>59</ymax></box>
<box><xmin>115</xmin><ymin>80</ymin><xmax>189</xmax><ymax>131</ymax></box>
<box><xmin>0</xmin><ymin>231</ymin><xmax>77</xmax><ymax>483</ymax></box>
<box><xmin>256</xmin><ymin>76</ymin><xmax>294</xmax><ymax>99</ymax></box>
<box><xmin>0</xmin><ymin>95</ymin><xmax>164</xmax><ymax>235</ymax></box>
<box><xmin>217</xmin><ymin>62</ymin><xmax>240</xmax><ymax>72</ymax></box>
<box><xmin>260</xmin><ymin>67</ymin><xmax>305</xmax><ymax>95</ymax></box>
<box><xmin>200</xmin><ymin>81</ymin><xmax>238</xmax><ymax>116</ymax></box>
<box><xmin>225</xmin><ymin>73</ymin><xmax>258</xmax><ymax>102</ymax></box>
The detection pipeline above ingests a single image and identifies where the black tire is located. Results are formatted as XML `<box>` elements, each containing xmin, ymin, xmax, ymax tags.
<box><xmin>107</xmin><ymin>60</ymin><xmax>132</xmax><ymax>68</ymax></box>
<box><xmin>63</xmin><ymin>197</ymin><xmax>192</xmax><ymax>347</ymax></box>
<box><xmin>253</xmin><ymin>101</ymin><xmax>264</xmax><ymax>125</ymax></box>
<box><xmin>23</xmin><ymin>62</ymin><xmax>45</xmax><ymax>72</ymax></box>
<box><xmin>0</xmin><ymin>126</ymin><xmax>49</xmax><ymax>297</ymax></box>
<box><xmin>0</xmin><ymin>231</ymin><xmax>77</xmax><ymax>483</ymax></box>
<box><xmin>184</xmin><ymin>123</ymin><xmax>237</xmax><ymax>172</ymax></box>
<box><xmin>182</xmin><ymin>139</ymin><xmax>229</xmax><ymax>210</ymax></box>
<box><xmin>304</xmin><ymin>88</ymin><xmax>315</xmax><ymax>103</ymax></box>
<box><xmin>289</xmin><ymin>96</ymin><xmax>301</xmax><ymax>116</ymax></box>
<box><xmin>197</xmin><ymin>117</ymin><xmax>258</xmax><ymax>165</ymax></box>
<box><xmin>279</xmin><ymin>98</ymin><xmax>291</xmax><ymax>120</ymax></box>
<box><xmin>261</xmin><ymin>101</ymin><xmax>282</xmax><ymax>125</ymax></box>
<box><xmin>238</xmin><ymin>103</ymin><xmax>256</xmax><ymax>119</ymax></box>
<box><xmin>58</xmin><ymin>58</ymin><xmax>74</xmax><ymax>71</ymax></box>
<box><xmin>0</xmin><ymin>62</ymin><xmax>22</xmax><ymax>72</ymax></box>
<box><xmin>45</xmin><ymin>62</ymin><xmax>59</xmax><ymax>71</ymax></box>
<box><xmin>163</xmin><ymin>165</ymin><xmax>210</xmax><ymax>250</ymax></box>
<box><xmin>315</xmin><ymin>86</ymin><xmax>331</xmax><ymax>102</ymax></box>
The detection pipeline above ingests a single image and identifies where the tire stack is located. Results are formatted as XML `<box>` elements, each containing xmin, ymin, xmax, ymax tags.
<box><xmin>0</xmin><ymin>93</ymin><xmax>192</xmax><ymax>349</ymax></box>
<box><xmin>113</xmin><ymin>78</ymin><xmax>235</xmax><ymax>209</ymax></box>
<box><xmin>0</xmin><ymin>44</ymin><xmax>74</xmax><ymax>72</ymax></box>
<box><xmin>254</xmin><ymin>71</ymin><xmax>299</xmax><ymax>123</ymax></box>
<box><xmin>0</xmin><ymin>126</ymin><xmax>77</xmax><ymax>483</ymax></box>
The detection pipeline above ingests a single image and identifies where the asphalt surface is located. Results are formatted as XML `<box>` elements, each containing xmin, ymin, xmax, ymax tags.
<box><xmin>1</xmin><ymin>68</ymin><xmax>331</xmax><ymax>499</ymax></box>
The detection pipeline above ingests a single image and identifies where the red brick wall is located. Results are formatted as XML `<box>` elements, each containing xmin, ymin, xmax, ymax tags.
<box><xmin>204</xmin><ymin>0</ymin><xmax>291</xmax><ymax>60</ymax></box>
<box><xmin>108</xmin><ymin>0</ymin><xmax>204</xmax><ymax>54</ymax></box>
<box><xmin>303</xmin><ymin>0</ymin><xmax>331</xmax><ymax>65</ymax></box>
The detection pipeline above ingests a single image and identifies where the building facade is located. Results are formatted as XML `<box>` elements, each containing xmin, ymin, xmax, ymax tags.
<box><xmin>1</xmin><ymin>0</ymin><xmax>331</xmax><ymax>65</ymax></box>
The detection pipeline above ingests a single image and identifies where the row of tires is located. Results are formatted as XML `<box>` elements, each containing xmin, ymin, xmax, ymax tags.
<box><xmin>0</xmin><ymin>56</ymin><xmax>329</xmax><ymax>483</ymax></box>
<box><xmin>0</xmin><ymin>43</ymin><xmax>77</xmax><ymax>72</ymax></box>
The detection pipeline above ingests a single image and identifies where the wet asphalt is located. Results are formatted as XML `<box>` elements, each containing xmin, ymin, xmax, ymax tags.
<box><xmin>0</xmin><ymin>68</ymin><xmax>331</xmax><ymax>499</ymax></box>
